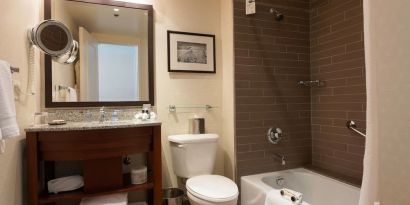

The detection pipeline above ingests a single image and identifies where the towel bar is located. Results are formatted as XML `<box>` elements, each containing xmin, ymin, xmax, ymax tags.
<box><xmin>168</xmin><ymin>104</ymin><xmax>217</xmax><ymax>112</ymax></box>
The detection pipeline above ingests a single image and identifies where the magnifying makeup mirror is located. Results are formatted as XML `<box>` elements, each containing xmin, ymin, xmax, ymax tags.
<box><xmin>28</xmin><ymin>20</ymin><xmax>78</xmax><ymax>64</ymax></box>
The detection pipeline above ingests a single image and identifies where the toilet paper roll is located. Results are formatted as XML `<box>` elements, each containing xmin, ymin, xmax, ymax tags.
<box><xmin>131</xmin><ymin>166</ymin><xmax>147</xmax><ymax>184</ymax></box>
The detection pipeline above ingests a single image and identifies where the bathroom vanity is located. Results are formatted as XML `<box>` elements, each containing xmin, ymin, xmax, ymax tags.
<box><xmin>25</xmin><ymin>120</ymin><xmax>162</xmax><ymax>205</ymax></box>
<box><xmin>27</xmin><ymin>0</ymin><xmax>160</xmax><ymax>203</ymax></box>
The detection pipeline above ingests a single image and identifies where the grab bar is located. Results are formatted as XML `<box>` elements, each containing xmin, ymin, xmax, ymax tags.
<box><xmin>346</xmin><ymin>120</ymin><xmax>366</xmax><ymax>137</ymax></box>
<box><xmin>168</xmin><ymin>104</ymin><xmax>217</xmax><ymax>112</ymax></box>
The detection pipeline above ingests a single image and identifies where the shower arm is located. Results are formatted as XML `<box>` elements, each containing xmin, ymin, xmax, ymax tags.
<box><xmin>346</xmin><ymin>120</ymin><xmax>366</xmax><ymax>137</ymax></box>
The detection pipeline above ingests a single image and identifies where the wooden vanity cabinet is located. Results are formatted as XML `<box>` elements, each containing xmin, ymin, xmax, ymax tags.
<box><xmin>26</xmin><ymin>125</ymin><xmax>162</xmax><ymax>205</ymax></box>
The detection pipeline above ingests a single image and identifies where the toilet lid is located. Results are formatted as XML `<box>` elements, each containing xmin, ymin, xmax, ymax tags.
<box><xmin>186</xmin><ymin>175</ymin><xmax>239</xmax><ymax>202</ymax></box>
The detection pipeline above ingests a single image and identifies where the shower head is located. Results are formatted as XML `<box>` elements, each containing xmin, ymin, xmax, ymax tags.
<box><xmin>270</xmin><ymin>8</ymin><xmax>284</xmax><ymax>21</ymax></box>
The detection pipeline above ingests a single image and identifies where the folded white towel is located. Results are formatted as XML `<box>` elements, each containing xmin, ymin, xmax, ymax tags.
<box><xmin>265</xmin><ymin>190</ymin><xmax>309</xmax><ymax>205</ymax></box>
<box><xmin>0</xmin><ymin>60</ymin><xmax>20</xmax><ymax>141</ymax></box>
<box><xmin>47</xmin><ymin>175</ymin><xmax>84</xmax><ymax>194</ymax></box>
<box><xmin>128</xmin><ymin>202</ymin><xmax>147</xmax><ymax>205</ymax></box>
<box><xmin>80</xmin><ymin>193</ymin><xmax>128</xmax><ymax>205</ymax></box>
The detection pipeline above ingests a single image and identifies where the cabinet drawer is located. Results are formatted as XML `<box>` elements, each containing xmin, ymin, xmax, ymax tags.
<box><xmin>38</xmin><ymin>127</ymin><xmax>152</xmax><ymax>161</ymax></box>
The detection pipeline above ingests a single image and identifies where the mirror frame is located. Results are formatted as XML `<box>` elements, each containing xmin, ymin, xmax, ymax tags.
<box><xmin>44</xmin><ymin>0</ymin><xmax>154</xmax><ymax>108</ymax></box>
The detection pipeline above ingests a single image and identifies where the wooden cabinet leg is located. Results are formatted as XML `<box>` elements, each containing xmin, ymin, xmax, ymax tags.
<box><xmin>27</xmin><ymin>132</ymin><xmax>39</xmax><ymax>205</ymax></box>
<box><xmin>153</xmin><ymin>126</ymin><xmax>162</xmax><ymax>205</ymax></box>
<box><xmin>147</xmin><ymin>189</ymin><xmax>154</xmax><ymax>205</ymax></box>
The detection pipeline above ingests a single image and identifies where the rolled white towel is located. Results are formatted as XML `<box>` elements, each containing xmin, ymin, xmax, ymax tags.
<box><xmin>47</xmin><ymin>175</ymin><xmax>84</xmax><ymax>194</ymax></box>
<box><xmin>265</xmin><ymin>190</ymin><xmax>293</xmax><ymax>205</ymax></box>
<box><xmin>80</xmin><ymin>193</ymin><xmax>128</xmax><ymax>205</ymax></box>
<box><xmin>150</xmin><ymin>112</ymin><xmax>157</xmax><ymax>119</ymax></box>
<box><xmin>265</xmin><ymin>190</ymin><xmax>309</xmax><ymax>205</ymax></box>
<box><xmin>280</xmin><ymin>188</ymin><xmax>303</xmax><ymax>203</ymax></box>
<box><xmin>134</xmin><ymin>112</ymin><xmax>142</xmax><ymax>120</ymax></box>
<box><xmin>141</xmin><ymin>112</ymin><xmax>149</xmax><ymax>121</ymax></box>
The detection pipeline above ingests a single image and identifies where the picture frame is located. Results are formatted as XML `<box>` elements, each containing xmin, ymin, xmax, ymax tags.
<box><xmin>167</xmin><ymin>30</ymin><xmax>216</xmax><ymax>73</ymax></box>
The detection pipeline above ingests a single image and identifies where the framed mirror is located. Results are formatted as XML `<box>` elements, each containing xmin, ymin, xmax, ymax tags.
<box><xmin>44</xmin><ymin>0</ymin><xmax>154</xmax><ymax>107</ymax></box>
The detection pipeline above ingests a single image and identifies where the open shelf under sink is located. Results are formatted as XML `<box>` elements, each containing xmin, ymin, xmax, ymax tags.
<box><xmin>39</xmin><ymin>174</ymin><xmax>154</xmax><ymax>204</ymax></box>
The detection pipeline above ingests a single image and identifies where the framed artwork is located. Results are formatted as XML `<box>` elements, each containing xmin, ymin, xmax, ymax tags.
<box><xmin>167</xmin><ymin>30</ymin><xmax>216</xmax><ymax>73</ymax></box>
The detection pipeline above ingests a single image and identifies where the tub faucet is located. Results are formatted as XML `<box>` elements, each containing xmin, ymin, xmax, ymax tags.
<box><xmin>273</xmin><ymin>153</ymin><xmax>286</xmax><ymax>166</ymax></box>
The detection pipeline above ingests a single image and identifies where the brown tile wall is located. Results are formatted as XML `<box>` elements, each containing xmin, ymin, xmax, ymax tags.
<box><xmin>234</xmin><ymin>0</ymin><xmax>312</xmax><ymax>182</ymax></box>
<box><xmin>234</xmin><ymin>0</ymin><xmax>366</xmax><ymax>183</ymax></box>
<box><xmin>310</xmin><ymin>0</ymin><xmax>365</xmax><ymax>181</ymax></box>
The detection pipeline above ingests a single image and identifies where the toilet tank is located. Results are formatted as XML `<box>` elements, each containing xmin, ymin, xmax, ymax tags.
<box><xmin>168</xmin><ymin>134</ymin><xmax>219</xmax><ymax>178</ymax></box>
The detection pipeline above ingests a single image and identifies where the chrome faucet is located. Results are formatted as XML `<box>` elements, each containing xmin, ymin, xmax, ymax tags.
<box><xmin>273</xmin><ymin>153</ymin><xmax>286</xmax><ymax>166</ymax></box>
<box><xmin>99</xmin><ymin>107</ymin><xmax>107</xmax><ymax>123</ymax></box>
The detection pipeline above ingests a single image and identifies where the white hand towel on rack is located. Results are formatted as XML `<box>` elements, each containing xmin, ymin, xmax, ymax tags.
<box><xmin>55</xmin><ymin>88</ymin><xmax>65</xmax><ymax>102</ymax></box>
<box><xmin>66</xmin><ymin>86</ymin><xmax>78</xmax><ymax>102</ymax></box>
<box><xmin>0</xmin><ymin>60</ymin><xmax>20</xmax><ymax>153</ymax></box>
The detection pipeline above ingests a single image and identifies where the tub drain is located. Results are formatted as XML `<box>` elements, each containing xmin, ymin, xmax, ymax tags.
<box><xmin>276</xmin><ymin>177</ymin><xmax>285</xmax><ymax>186</ymax></box>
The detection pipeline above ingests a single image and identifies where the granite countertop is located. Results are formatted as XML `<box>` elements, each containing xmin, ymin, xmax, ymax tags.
<box><xmin>25</xmin><ymin>119</ymin><xmax>162</xmax><ymax>132</ymax></box>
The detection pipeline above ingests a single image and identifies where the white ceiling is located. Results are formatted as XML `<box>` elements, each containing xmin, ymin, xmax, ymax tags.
<box><xmin>56</xmin><ymin>0</ymin><xmax>148</xmax><ymax>38</ymax></box>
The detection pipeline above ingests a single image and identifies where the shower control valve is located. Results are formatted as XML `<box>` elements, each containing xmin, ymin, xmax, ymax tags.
<box><xmin>267</xmin><ymin>127</ymin><xmax>282</xmax><ymax>144</ymax></box>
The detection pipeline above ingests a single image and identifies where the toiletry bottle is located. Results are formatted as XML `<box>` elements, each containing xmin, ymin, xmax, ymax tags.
<box><xmin>142</xmin><ymin>104</ymin><xmax>151</xmax><ymax>119</ymax></box>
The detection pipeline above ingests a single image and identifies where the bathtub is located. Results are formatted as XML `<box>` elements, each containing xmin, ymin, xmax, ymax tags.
<box><xmin>241</xmin><ymin>168</ymin><xmax>360</xmax><ymax>205</ymax></box>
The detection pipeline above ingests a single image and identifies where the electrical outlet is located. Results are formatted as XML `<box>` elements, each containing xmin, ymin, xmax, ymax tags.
<box><xmin>246</xmin><ymin>0</ymin><xmax>256</xmax><ymax>15</ymax></box>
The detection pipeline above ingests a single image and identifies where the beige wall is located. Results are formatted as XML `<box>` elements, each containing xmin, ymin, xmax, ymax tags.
<box><xmin>0</xmin><ymin>0</ymin><xmax>41</xmax><ymax>204</ymax></box>
<box><xmin>365</xmin><ymin>0</ymin><xmax>410</xmax><ymax>204</ymax></box>
<box><xmin>220</xmin><ymin>0</ymin><xmax>236</xmax><ymax>180</ymax></box>
<box><xmin>154</xmin><ymin>0</ymin><xmax>226</xmax><ymax>187</ymax></box>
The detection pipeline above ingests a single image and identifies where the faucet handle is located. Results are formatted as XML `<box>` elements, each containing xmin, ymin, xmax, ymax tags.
<box><xmin>267</xmin><ymin>127</ymin><xmax>283</xmax><ymax>144</ymax></box>
<box><xmin>281</xmin><ymin>155</ymin><xmax>286</xmax><ymax>166</ymax></box>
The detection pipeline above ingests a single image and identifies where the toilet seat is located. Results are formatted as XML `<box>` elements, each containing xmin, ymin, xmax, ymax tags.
<box><xmin>186</xmin><ymin>175</ymin><xmax>239</xmax><ymax>203</ymax></box>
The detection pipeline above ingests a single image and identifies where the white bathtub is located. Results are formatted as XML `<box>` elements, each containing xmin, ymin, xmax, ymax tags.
<box><xmin>241</xmin><ymin>168</ymin><xmax>360</xmax><ymax>205</ymax></box>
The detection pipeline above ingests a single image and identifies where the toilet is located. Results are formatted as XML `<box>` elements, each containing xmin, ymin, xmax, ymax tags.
<box><xmin>168</xmin><ymin>134</ymin><xmax>239</xmax><ymax>205</ymax></box>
